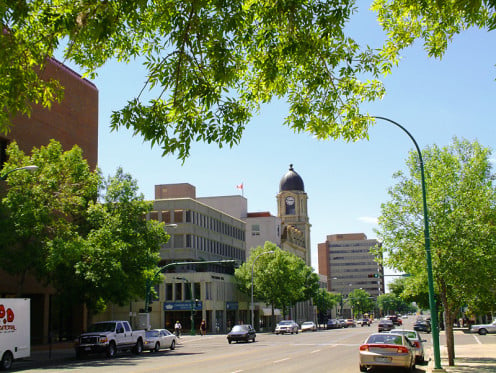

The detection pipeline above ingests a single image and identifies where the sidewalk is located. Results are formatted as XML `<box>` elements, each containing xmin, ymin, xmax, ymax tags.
<box><xmin>427</xmin><ymin>338</ymin><xmax>496</xmax><ymax>372</ymax></box>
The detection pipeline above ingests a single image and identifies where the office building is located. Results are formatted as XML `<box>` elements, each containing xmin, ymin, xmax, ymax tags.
<box><xmin>318</xmin><ymin>233</ymin><xmax>385</xmax><ymax>300</ymax></box>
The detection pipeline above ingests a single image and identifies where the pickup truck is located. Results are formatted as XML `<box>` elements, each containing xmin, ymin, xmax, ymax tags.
<box><xmin>75</xmin><ymin>320</ymin><xmax>145</xmax><ymax>358</ymax></box>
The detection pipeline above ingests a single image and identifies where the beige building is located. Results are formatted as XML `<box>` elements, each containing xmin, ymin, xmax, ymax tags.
<box><xmin>318</xmin><ymin>233</ymin><xmax>385</xmax><ymax>301</ymax></box>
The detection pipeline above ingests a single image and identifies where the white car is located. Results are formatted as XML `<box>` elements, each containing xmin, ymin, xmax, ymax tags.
<box><xmin>301</xmin><ymin>321</ymin><xmax>317</xmax><ymax>332</ymax></box>
<box><xmin>470</xmin><ymin>320</ymin><xmax>496</xmax><ymax>335</ymax></box>
<box><xmin>275</xmin><ymin>320</ymin><xmax>299</xmax><ymax>334</ymax></box>
<box><xmin>144</xmin><ymin>329</ymin><xmax>177</xmax><ymax>352</ymax></box>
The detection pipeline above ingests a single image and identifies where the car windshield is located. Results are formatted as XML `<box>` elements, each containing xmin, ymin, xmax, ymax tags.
<box><xmin>367</xmin><ymin>334</ymin><xmax>403</xmax><ymax>345</ymax></box>
<box><xmin>146</xmin><ymin>330</ymin><xmax>159</xmax><ymax>337</ymax></box>
<box><xmin>279</xmin><ymin>321</ymin><xmax>292</xmax><ymax>325</ymax></box>
<box><xmin>390</xmin><ymin>330</ymin><xmax>417</xmax><ymax>339</ymax></box>
<box><xmin>231</xmin><ymin>325</ymin><xmax>249</xmax><ymax>332</ymax></box>
<box><xmin>87</xmin><ymin>322</ymin><xmax>116</xmax><ymax>333</ymax></box>
<box><xmin>302</xmin><ymin>322</ymin><xmax>312</xmax><ymax>325</ymax></box>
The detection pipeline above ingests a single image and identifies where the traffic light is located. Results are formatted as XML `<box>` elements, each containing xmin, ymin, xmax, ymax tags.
<box><xmin>368</xmin><ymin>273</ymin><xmax>380</xmax><ymax>278</ymax></box>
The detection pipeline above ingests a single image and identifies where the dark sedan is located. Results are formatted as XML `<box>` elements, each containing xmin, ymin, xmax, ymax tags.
<box><xmin>327</xmin><ymin>319</ymin><xmax>341</xmax><ymax>329</ymax></box>
<box><xmin>414</xmin><ymin>320</ymin><xmax>431</xmax><ymax>333</ymax></box>
<box><xmin>227</xmin><ymin>324</ymin><xmax>256</xmax><ymax>344</ymax></box>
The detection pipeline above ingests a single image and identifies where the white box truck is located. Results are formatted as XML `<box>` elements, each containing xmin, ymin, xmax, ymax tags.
<box><xmin>0</xmin><ymin>298</ymin><xmax>30</xmax><ymax>370</ymax></box>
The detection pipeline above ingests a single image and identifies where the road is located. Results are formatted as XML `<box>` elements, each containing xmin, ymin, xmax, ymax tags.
<box><xmin>15</xmin><ymin>318</ymin><xmax>494</xmax><ymax>373</ymax></box>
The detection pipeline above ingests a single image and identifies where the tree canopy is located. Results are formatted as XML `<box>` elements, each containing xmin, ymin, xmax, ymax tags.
<box><xmin>3</xmin><ymin>2</ymin><xmax>495</xmax><ymax>161</ymax></box>
<box><xmin>0</xmin><ymin>141</ymin><xmax>169</xmax><ymax>312</ymax></box>
<box><xmin>374</xmin><ymin>138</ymin><xmax>496</xmax><ymax>365</ymax></box>
<box><xmin>1</xmin><ymin>0</ymin><xmax>390</xmax><ymax>161</ymax></box>
<box><xmin>373</xmin><ymin>0</ymin><xmax>496</xmax><ymax>61</ymax></box>
<box><xmin>235</xmin><ymin>242</ymin><xmax>319</xmax><ymax>319</ymax></box>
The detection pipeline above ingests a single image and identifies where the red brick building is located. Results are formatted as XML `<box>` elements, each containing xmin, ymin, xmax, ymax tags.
<box><xmin>0</xmin><ymin>57</ymin><xmax>98</xmax><ymax>344</ymax></box>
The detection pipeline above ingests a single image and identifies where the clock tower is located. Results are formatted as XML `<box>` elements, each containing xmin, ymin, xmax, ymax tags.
<box><xmin>277</xmin><ymin>164</ymin><xmax>311</xmax><ymax>265</ymax></box>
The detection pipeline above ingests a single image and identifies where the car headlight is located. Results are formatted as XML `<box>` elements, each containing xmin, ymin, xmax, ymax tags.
<box><xmin>99</xmin><ymin>336</ymin><xmax>108</xmax><ymax>343</ymax></box>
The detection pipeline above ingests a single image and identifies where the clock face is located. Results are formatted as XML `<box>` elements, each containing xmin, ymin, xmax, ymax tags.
<box><xmin>285</xmin><ymin>196</ymin><xmax>295</xmax><ymax>206</ymax></box>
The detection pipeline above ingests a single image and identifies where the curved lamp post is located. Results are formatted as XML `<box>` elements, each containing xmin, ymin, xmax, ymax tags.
<box><xmin>0</xmin><ymin>165</ymin><xmax>38</xmax><ymax>180</ymax></box>
<box><xmin>251</xmin><ymin>250</ymin><xmax>274</xmax><ymax>328</ymax></box>
<box><xmin>374</xmin><ymin>116</ymin><xmax>441</xmax><ymax>371</ymax></box>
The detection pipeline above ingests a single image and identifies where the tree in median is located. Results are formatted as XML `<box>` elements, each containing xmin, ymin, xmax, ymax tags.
<box><xmin>347</xmin><ymin>288</ymin><xmax>374</xmax><ymax>318</ymax></box>
<box><xmin>374</xmin><ymin>138</ymin><xmax>496</xmax><ymax>366</ymax></box>
<box><xmin>235</xmin><ymin>242</ymin><xmax>319</xmax><ymax>323</ymax></box>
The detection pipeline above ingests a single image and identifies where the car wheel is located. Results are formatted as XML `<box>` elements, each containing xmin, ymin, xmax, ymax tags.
<box><xmin>1</xmin><ymin>351</ymin><xmax>13</xmax><ymax>370</ymax></box>
<box><xmin>479</xmin><ymin>328</ymin><xmax>488</xmax><ymax>336</ymax></box>
<box><xmin>170</xmin><ymin>340</ymin><xmax>176</xmax><ymax>350</ymax></box>
<box><xmin>359</xmin><ymin>364</ymin><xmax>368</xmax><ymax>372</ymax></box>
<box><xmin>252</xmin><ymin>336</ymin><xmax>256</xmax><ymax>342</ymax></box>
<box><xmin>154</xmin><ymin>342</ymin><xmax>160</xmax><ymax>352</ymax></box>
<box><xmin>133</xmin><ymin>339</ymin><xmax>143</xmax><ymax>355</ymax></box>
<box><xmin>228</xmin><ymin>339</ymin><xmax>232</xmax><ymax>344</ymax></box>
<box><xmin>106</xmin><ymin>341</ymin><xmax>117</xmax><ymax>358</ymax></box>
<box><xmin>296</xmin><ymin>330</ymin><xmax>298</xmax><ymax>334</ymax></box>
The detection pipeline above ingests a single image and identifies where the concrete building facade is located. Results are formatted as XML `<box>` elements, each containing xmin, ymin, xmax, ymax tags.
<box><xmin>318</xmin><ymin>233</ymin><xmax>385</xmax><ymax>304</ymax></box>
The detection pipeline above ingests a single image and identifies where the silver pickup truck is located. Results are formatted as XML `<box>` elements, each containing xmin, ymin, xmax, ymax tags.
<box><xmin>75</xmin><ymin>320</ymin><xmax>145</xmax><ymax>358</ymax></box>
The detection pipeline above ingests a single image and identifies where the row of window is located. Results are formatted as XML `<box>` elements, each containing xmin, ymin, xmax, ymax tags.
<box><xmin>186</xmin><ymin>210</ymin><xmax>244</xmax><ymax>241</ymax></box>
<box><xmin>165</xmin><ymin>234</ymin><xmax>245</xmax><ymax>261</ymax></box>
<box><xmin>331</xmin><ymin>255</ymin><xmax>378</xmax><ymax>261</ymax></box>
<box><xmin>151</xmin><ymin>209</ymin><xmax>245</xmax><ymax>241</ymax></box>
<box><xmin>165</xmin><ymin>282</ymin><xmax>202</xmax><ymax>301</ymax></box>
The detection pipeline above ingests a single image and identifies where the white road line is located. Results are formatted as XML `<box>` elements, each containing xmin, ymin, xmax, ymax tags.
<box><xmin>310</xmin><ymin>349</ymin><xmax>321</xmax><ymax>354</ymax></box>
<box><xmin>232</xmin><ymin>370</ymin><xmax>244</xmax><ymax>373</ymax></box>
<box><xmin>473</xmin><ymin>335</ymin><xmax>482</xmax><ymax>344</ymax></box>
<box><xmin>274</xmin><ymin>358</ymin><xmax>291</xmax><ymax>364</ymax></box>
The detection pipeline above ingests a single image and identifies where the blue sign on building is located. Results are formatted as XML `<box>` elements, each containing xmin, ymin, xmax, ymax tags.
<box><xmin>164</xmin><ymin>301</ymin><xmax>202</xmax><ymax>311</ymax></box>
<box><xmin>226</xmin><ymin>302</ymin><xmax>238</xmax><ymax>310</ymax></box>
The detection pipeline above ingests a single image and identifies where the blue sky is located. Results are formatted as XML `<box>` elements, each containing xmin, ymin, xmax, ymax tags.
<box><xmin>57</xmin><ymin>3</ymin><xmax>496</xmax><ymax>284</ymax></box>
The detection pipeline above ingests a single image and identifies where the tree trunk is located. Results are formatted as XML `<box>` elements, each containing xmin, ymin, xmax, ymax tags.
<box><xmin>440</xmin><ymin>292</ymin><xmax>456</xmax><ymax>366</ymax></box>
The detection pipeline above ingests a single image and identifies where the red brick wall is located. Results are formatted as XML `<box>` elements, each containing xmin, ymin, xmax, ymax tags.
<box><xmin>6</xmin><ymin>58</ymin><xmax>98</xmax><ymax>170</ymax></box>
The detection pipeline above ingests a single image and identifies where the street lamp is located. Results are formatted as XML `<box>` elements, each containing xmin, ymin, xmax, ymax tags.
<box><xmin>175</xmin><ymin>277</ymin><xmax>196</xmax><ymax>335</ymax></box>
<box><xmin>251</xmin><ymin>250</ymin><xmax>275</xmax><ymax>328</ymax></box>
<box><xmin>0</xmin><ymin>165</ymin><xmax>38</xmax><ymax>180</ymax></box>
<box><xmin>373</xmin><ymin>116</ymin><xmax>442</xmax><ymax>371</ymax></box>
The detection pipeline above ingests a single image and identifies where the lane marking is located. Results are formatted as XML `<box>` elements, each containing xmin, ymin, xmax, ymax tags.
<box><xmin>232</xmin><ymin>370</ymin><xmax>244</xmax><ymax>373</ymax></box>
<box><xmin>473</xmin><ymin>335</ymin><xmax>482</xmax><ymax>345</ymax></box>
<box><xmin>311</xmin><ymin>349</ymin><xmax>321</xmax><ymax>354</ymax></box>
<box><xmin>274</xmin><ymin>358</ymin><xmax>291</xmax><ymax>364</ymax></box>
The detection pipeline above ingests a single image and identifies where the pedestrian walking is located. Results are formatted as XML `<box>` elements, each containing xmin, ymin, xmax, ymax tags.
<box><xmin>200</xmin><ymin>319</ymin><xmax>207</xmax><ymax>336</ymax></box>
<box><xmin>174</xmin><ymin>321</ymin><xmax>182</xmax><ymax>338</ymax></box>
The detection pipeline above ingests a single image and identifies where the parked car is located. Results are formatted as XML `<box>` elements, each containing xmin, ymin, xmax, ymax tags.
<box><xmin>326</xmin><ymin>319</ymin><xmax>341</xmax><ymax>329</ymax></box>
<box><xmin>413</xmin><ymin>320</ymin><xmax>432</xmax><ymax>333</ymax></box>
<box><xmin>144</xmin><ymin>329</ymin><xmax>177</xmax><ymax>352</ymax></box>
<box><xmin>357</xmin><ymin>318</ymin><xmax>371</xmax><ymax>327</ymax></box>
<box><xmin>301</xmin><ymin>321</ymin><xmax>317</xmax><ymax>332</ymax></box>
<box><xmin>275</xmin><ymin>320</ymin><xmax>299</xmax><ymax>334</ymax></box>
<box><xmin>227</xmin><ymin>324</ymin><xmax>256</xmax><ymax>343</ymax></box>
<box><xmin>338</xmin><ymin>319</ymin><xmax>347</xmax><ymax>328</ymax></box>
<box><xmin>75</xmin><ymin>320</ymin><xmax>145</xmax><ymax>358</ymax></box>
<box><xmin>386</xmin><ymin>329</ymin><xmax>426</xmax><ymax>363</ymax></box>
<box><xmin>359</xmin><ymin>332</ymin><xmax>416</xmax><ymax>372</ymax></box>
<box><xmin>378</xmin><ymin>319</ymin><xmax>394</xmax><ymax>332</ymax></box>
<box><xmin>345</xmin><ymin>319</ymin><xmax>356</xmax><ymax>328</ymax></box>
<box><xmin>470</xmin><ymin>319</ymin><xmax>496</xmax><ymax>335</ymax></box>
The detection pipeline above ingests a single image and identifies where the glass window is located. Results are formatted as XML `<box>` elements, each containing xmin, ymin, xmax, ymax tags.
<box><xmin>149</xmin><ymin>211</ymin><xmax>159</xmax><ymax>220</ymax></box>
<box><xmin>162</xmin><ymin>210</ymin><xmax>171</xmax><ymax>223</ymax></box>
<box><xmin>174</xmin><ymin>209</ymin><xmax>183</xmax><ymax>223</ymax></box>
<box><xmin>175</xmin><ymin>283</ymin><xmax>182</xmax><ymax>300</ymax></box>
<box><xmin>194</xmin><ymin>283</ymin><xmax>201</xmax><ymax>300</ymax></box>
<box><xmin>251</xmin><ymin>224</ymin><xmax>260</xmax><ymax>236</ymax></box>
<box><xmin>186</xmin><ymin>210</ymin><xmax>191</xmax><ymax>222</ymax></box>
<box><xmin>166</xmin><ymin>283</ymin><xmax>173</xmax><ymax>301</ymax></box>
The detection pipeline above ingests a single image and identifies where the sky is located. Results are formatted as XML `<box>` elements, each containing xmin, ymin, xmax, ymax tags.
<box><xmin>56</xmin><ymin>2</ymin><xmax>496</xmax><ymax>285</ymax></box>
